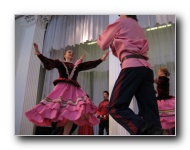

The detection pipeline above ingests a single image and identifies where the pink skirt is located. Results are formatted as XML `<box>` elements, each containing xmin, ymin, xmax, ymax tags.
<box><xmin>157</xmin><ymin>97</ymin><xmax>175</xmax><ymax>129</ymax></box>
<box><xmin>25</xmin><ymin>82</ymin><xmax>100</xmax><ymax>127</ymax></box>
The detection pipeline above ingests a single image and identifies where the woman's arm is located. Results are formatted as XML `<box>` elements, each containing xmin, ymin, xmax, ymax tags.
<box><xmin>77</xmin><ymin>51</ymin><xmax>109</xmax><ymax>71</ymax></box>
<box><xmin>77</xmin><ymin>59</ymin><xmax>103</xmax><ymax>71</ymax></box>
<box><xmin>74</xmin><ymin>54</ymin><xmax>86</xmax><ymax>66</ymax></box>
<box><xmin>33</xmin><ymin>43</ymin><xmax>60</xmax><ymax>70</ymax></box>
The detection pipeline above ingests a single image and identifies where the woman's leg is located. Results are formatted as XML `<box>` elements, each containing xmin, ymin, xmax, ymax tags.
<box><xmin>63</xmin><ymin>120</ymin><xmax>73</xmax><ymax>135</ymax></box>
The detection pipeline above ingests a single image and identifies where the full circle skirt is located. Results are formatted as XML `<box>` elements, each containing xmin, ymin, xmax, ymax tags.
<box><xmin>25</xmin><ymin>82</ymin><xmax>99</xmax><ymax>127</ymax></box>
<box><xmin>157</xmin><ymin>97</ymin><xmax>175</xmax><ymax>129</ymax></box>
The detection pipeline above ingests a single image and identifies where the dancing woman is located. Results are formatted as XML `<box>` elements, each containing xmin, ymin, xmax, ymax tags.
<box><xmin>25</xmin><ymin>43</ymin><xmax>109</xmax><ymax>135</ymax></box>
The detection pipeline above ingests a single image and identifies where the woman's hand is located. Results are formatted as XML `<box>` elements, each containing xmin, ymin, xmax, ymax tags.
<box><xmin>33</xmin><ymin>43</ymin><xmax>41</xmax><ymax>55</ymax></box>
<box><xmin>79</xmin><ymin>54</ymin><xmax>86</xmax><ymax>61</ymax></box>
<box><xmin>154</xmin><ymin>78</ymin><xmax>158</xmax><ymax>83</ymax></box>
<box><xmin>101</xmin><ymin>51</ymin><xmax>109</xmax><ymax>61</ymax></box>
<box><xmin>75</xmin><ymin>54</ymin><xmax>86</xmax><ymax>66</ymax></box>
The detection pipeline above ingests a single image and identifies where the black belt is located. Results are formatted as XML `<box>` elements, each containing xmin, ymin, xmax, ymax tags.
<box><xmin>121</xmin><ymin>54</ymin><xmax>148</xmax><ymax>63</ymax></box>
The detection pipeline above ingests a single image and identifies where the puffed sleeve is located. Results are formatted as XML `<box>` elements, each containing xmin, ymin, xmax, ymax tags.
<box><xmin>37</xmin><ymin>54</ymin><xmax>61</xmax><ymax>70</ymax></box>
<box><xmin>97</xmin><ymin>19</ymin><xmax>121</xmax><ymax>50</ymax></box>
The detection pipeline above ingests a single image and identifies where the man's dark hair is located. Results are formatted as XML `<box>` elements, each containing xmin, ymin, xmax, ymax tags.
<box><xmin>127</xmin><ymin>15</ymin><xmax>138</xmax><ymax>21</ymax></box>
<box><xmin>103</xmin><ymin>91</ymin><xmax>109</xmax><ymax>95</ymax></box>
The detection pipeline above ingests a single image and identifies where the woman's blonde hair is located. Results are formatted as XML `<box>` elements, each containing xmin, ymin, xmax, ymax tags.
<box><xmin>160</xmin><ymin>67</ymin><xmax>170</xmax><ymax>76</ymax></box>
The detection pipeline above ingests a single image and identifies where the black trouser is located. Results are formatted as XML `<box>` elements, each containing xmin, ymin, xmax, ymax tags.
<box><xmin>109</xmin><ymin>67</ymin><xmax>161</xmax><ymax>135</ymax></box>
<box><xmin>98</xmin><ymin>120</ymin><xmax>109</xmax><ymax>135</ymax></box>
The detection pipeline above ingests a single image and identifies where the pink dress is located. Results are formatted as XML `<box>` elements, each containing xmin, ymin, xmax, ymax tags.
<box><xmin>25</xmin><ymin>54</ymin><xmax>102</xmax><ymax>127</ymax></box>
<box><xmin>157</xmin><ymin>97</ymin><xmax>175</xmax><ymax>129</ymax></box>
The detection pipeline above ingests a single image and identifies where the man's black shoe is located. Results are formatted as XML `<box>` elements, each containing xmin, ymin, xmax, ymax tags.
<box><xmin>137</xmin><ymin>122</ymin><xmax>167</xmax><ymax>135</ymax></box>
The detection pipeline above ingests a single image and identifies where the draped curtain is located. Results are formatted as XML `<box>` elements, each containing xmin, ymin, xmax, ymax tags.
<box><xmin>138</xmin><ymin>15</ymin><xmax>175</xmax><ymax>28</ymax></box>
<box><xmin>42</xmin><ymin>15</ymin><xmax>108</xmax><ymax>57</ymax></box>
<box><xmin>40</xmin><ymin>15</ymin><xmax>175</xmax><ymax>135</ymax></box>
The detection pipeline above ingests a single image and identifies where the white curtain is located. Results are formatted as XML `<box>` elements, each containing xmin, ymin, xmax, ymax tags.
<box><xmin>42</xmin><ymin>15</ymin><xmax>109</xmax><ymax>57</ymax></box>
<box><xmin>138</xmin><ymin>15</ymin><xmax>175</xmax><ymax>28</ymax></box>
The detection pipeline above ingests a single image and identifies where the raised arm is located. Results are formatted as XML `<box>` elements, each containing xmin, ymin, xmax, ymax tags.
<box><xmin>97</xmin><ymin>19</ymin><xmax>121</xmax><ymax>50</ymax></box>
<box><xmin>33</xmin><ymin>43</ymin><xmax>60</xmax><ymax>70</ymax></box>
<box><xmin>77</xmin><ymin>51</ymin><xmax>109</xmax><ymax>71</ymax></box>
<box><xmin>74</xmin><ymin>54</ymin><xmax>86</xmax><ymax>66</ymax></box>
<box><xmin>33</xmin><ymin>43</ymin><xmax>41</xmax><ymax>55</ymax></box>
<box><xmin>101</xmin><ymin>51</ymin><xmax>109</xmax><ymax>61</ymax></box>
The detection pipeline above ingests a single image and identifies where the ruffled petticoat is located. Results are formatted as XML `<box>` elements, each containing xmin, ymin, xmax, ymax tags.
<box><xmin>25</xmin><ymin>82</ymin><xmax>99</xmax><ymax>127</ymax></box>
<box><xmin>157</xmin><ymin>97</ymin><xmax>175</xmax><ymax>129</ymax></box>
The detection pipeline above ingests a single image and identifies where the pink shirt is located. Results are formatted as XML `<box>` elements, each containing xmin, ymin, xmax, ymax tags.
<box><xmin>97</xmin><ymin>17</ymin><xmax>152</xmax><ymax>69</ymax></box>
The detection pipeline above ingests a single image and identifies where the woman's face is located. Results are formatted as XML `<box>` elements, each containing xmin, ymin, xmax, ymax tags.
<box><xmin>118</xmin><ymin>15</ymin><xmax>127</xmax><ymax>18</ymax></box>
<box><xmin>64</xmin><ymin>50</ymin><xmax>74</xmax><ymax>60</ymax></box>
<box><xmin>157</xmin><ymin>69</ymin><xmax>164</xmax><ymax>77</ymax></box>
